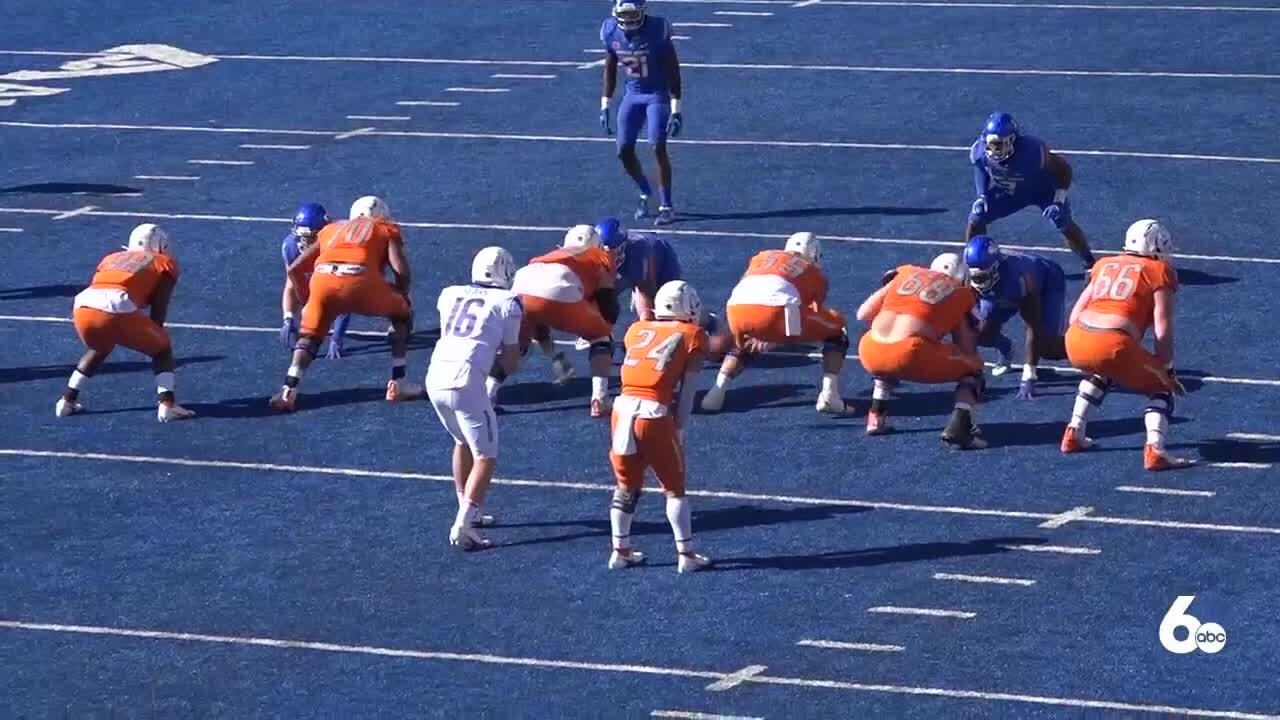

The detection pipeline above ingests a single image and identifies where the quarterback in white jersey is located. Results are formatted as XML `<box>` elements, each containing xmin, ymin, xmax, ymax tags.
<box><xmin>427</xmin><ymin>246</ymin><xmax>523</xmax><ymax>551</ymax></box>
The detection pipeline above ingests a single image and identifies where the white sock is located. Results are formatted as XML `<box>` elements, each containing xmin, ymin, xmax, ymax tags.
<box><xmin>485</xmin><ymin>376</ymin><xmax>502</xmax><ymax>402</ymax></box>
<box><xmin>68</xmin><ymin>370</ymin><xmax>89</xmax><ymax>390</ymax></box>
<box><xmin>665</xmin><ymin>496</ymin><xmax>694</xmax><ymax>554</ymax></box>
<box><xmin>821</xmin><ymin>372</ymin><xmax>840</xmax><ymax>395</ymax></box>
<box><xmin>714</xmin><ymin>372</ymin><xmax>732</xmax><ymax>390</ymax></box>
<box><xmin>872</xmin><ymin>378</ymin><xmax>894</xmax><ymax>401</ymax></box>
<box><xmin>592</xmin><ymin>376</ymin><xmax>608</xmax><ymax>400</ymax></box>
<box><xmin>610</xmin><ymin>507</ymin><xmax>634</xmax><ymax>551</ymax></box>
<box><xmin>1071</xmin><ymin>378</ymin><xmax>1105</xmax><ymax>432</ymax></box>
<box><xmin>1144</xmin><ymin>411</ymin><xmax>1168</xmax><ymax>450</ymax></box>
<box><xmin>454</xmin><ymin>501</ymin><xmax>478</xmax><ymax>530</ymax></box>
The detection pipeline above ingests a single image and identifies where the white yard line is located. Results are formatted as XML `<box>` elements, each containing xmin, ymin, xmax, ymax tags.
<box><xmin>133</xmin><ymin>174</ymin><xmax>199</xmax><ymax>181</ymax></box>
<box><xmin>187</xmin><ymin>159</ymin><xmax>253</xmax><ymax>166</ymax></box>
<box><xmin>997</xmin><ymin>543</ymin><xmax>1101</xmax><ymax>556</ymax></box>
<box><xmin>1115</xmin><ymin>486</ymin><xmax>1216</xmax><ymax>498</ymax></box>
<box><xmin>797</xmin><ymin>639</ymin><xmax>904</xmax><ymax>652</ymax></box>
<box><xmin>867</xmin><ymin>606</ymin><xmax>976</xmax><ymax>619</ymax></box>
<box><xmin>238</xmin><ymin>144</ymin><xmax>310</xmax><ymax>150</ymax></box>
<box><xmin>932</xmin><ymin>573</ymin><xmax>1037</xmax><ymax>587</ymax></box>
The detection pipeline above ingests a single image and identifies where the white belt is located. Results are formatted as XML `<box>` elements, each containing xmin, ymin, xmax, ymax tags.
<box><xmin>611</xmin><ymin>395</ymin><xmax>669</xmax><ymax>456</ymax></box>
<box><xmin>315</xmin><ymin>262</ymin><xmax>366</xmax><ymax>276</ymax></box>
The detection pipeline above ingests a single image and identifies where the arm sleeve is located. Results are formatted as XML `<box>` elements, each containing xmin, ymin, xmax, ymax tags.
<box><xmin>973</xmin><ymin>163</ymin><xmax>989</xmax><ymax>197</ymax></box>
<box><xmin>332</xmin><ymin>314</ymin><xmax>351</xmax><ymax>340</ymax></box>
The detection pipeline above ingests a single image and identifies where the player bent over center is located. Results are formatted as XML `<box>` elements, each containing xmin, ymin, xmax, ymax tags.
<box><xmin>57</xmin><ymin>223</ymin><xmax>195</xmax><ymax>422</ymax></box>
<box><xmin>427</xmin><ymin>247</ymin><xmax>524</xmax><ymax>550</ymax></box>
<box><xmin>856</xmin><ymin>253</ymin><xmax>987</xmax><ymax>449</ymax></box>
<box><xmin>270</xmin><ymin>196</ymin><xmax>421</xmax><ymax>411</ymax></box>
<box><xmin>609</xmin><ymin>280</ymin><xmax>710</xmax><ymax>573</ymax></box>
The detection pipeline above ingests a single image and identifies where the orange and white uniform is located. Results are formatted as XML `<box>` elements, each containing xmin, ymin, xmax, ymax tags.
<box><xmin>300</xmin><ymin>216</ymin><xmax>410</xmax><ymax>338</ymax></box>
<box><xmin>726</xmin><ymin>250</ymin><xmax>844</xmax><ymax>346</ymax></box>
<box><xmin>511</xmin><ymin>245</ymin><xmax>614</xmax><ymax>344</ymax></box>
<box><xmin>73</xmin><ymin>250</ymin><xmax>179</xmax><ymax>355</ymax></box>
<box><xmin>859</xmin><ymin>265</ymin><xmax>983</xmax><ymax>382</ymax></box>
<box><xmin>610</xmin><ymin>319</ymin><xmax>709</xmax><ymax>495</ymax></box>
<box><xmin>1066</xmin><ymin>254</ymin><xmax>1178</xmax><ymax>395</ymax></box>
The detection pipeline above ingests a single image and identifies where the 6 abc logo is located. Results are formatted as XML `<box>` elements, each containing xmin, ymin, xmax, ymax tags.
<box><xmin>1159</xmin><ymin>596</ymin><xmax>1226</xmax><ymax>654</ymax></box>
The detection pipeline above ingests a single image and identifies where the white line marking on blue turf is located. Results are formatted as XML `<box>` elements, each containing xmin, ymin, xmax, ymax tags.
<box><xmin>868</xmin><ymin>607</ymin><xmax>976</xmax><ymax>619</ymax></box>
<box><xmin>334</xmin><ymin>126</ymin><xmax>375</xmax><ymax>140</ymax></box>
<box><xmin>797</xmin><ymin>639</ymin><xmax>904</xmax><ymax>653</ymax></box>
<box><xmin>187</xmin><ymin>159</ymin><xmax>253</xmax><ymax>166</ymax></box>
<box><xmin>490</xmin><ymin>73</ymin><xmax>556</xmax><ymax>80</ymax></box>
<box><xmin>932</xmin><ymin>573</ymin><xmax>1037</xmax><ymax>587</ymax></box>
<box><xmin>675</xmin><ymin>22</ymin><xmax>735</xmax><ymax>27</ymax></box>
<box><xmin>1039</xmin><ymin>506</ymin><xmax>1094</xmax><ymax>529</ymax></box>
<box><xmin>615</xmin><ymin>0</ymin><xmax>1280</xmax><ymax>11</ymax></box>
<box><xmin>578</xmin><ymin>58</ymin><xmax>608</xmax><ymax>70</ymax></box>
<box><xmin>997</xmin><ymin>543</ymin><xmax>1101</xmax><ymax>555</ymax></box>
<box><xmin>673</xmin><ymin>35</ymin><xmax>693</xmax><ymax>40</ymax></box>
<box><xmin>345</xmin><ymin>115</ymin><xmax>410</xmax><ymax>121</ymax></box>
<box><xmin>652</xmin><ymin>711</ymin><xmax>764</xmax><ymax>720</ymax></box>
<box><xmin>1206</xmin><ymin>462</ymin><xmax>1273</xmax><ymax>469</ymax></box>
<box><xmin>51</xmin><ymin>205</ymin><xmax>95</xmax><ymax>220</ymax></box>
<box><xmin>4</xmin><ymin>621</ymin><xmax>1275</xmax><ymax>719</ymax></box>
<box><xmin>238</xmin><ymin>143</ymin><xmax>310</xmax><ymax>150</ymax></box>
<box><xmin>706</xmin><ymin>665</ymin><xmax>769</xmax><ymax>691</ymax></box>
<box><xmin>445</xmin><ymin>87</ymin><xmax>511</xmax><ymax>93</ymax></box>
<box><xmin>396</xmin><ymin>100</ymin><xmax>460</xmax><ymax>107</ymax></box>
<box><xmin>793</xmin><ymin>0</ymin><xmax>823</xmax><ymax>6</ymax></box>
<box><xmin>1116</xmin><ymin>485</ymin><xmax>1217</xmax><ymax>498</ymax></box>
<box><xmin>0</xmin><ymin>227</ymin><xmax>23</xmax><ymax>232</ymax></box>
<box><xmin>4</xmin><ymin>447</ymin><xmax>1280</xmax><ymax>537</ymax></box>
<box><xmin>133</xmin><ymin>174</ymin><xmax>199</xmax><ymax>180</ymax></box>
<box><xmin>1227</xmin><ymin>433</ymin><xmax>1280</xmax><ymax>442</ymax></box>
<box><xmin>714</xmin><ymin>10</ymin><xmax>775</xmax><ymax>15</ymax></box>
<box><xmin>582</xmin><ymin>49</ymin><xmax>607</xmax><ymax>54</ymax></box>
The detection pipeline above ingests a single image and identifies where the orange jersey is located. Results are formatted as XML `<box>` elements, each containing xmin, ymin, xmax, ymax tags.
<box><xmin>743</xmin><ymin>250</ymin><xmax>828</xmax><ymax>305</ymax></box>
<box><xmin>315</xmin><ymin>217</ymin><xmax>402</xmax><ymax>270</ymax></box>
<box><xmin>88</xmin><ymin>250</ymin><xmax>180</xmax><ymax>307</ymax></box>
<box><xmin>1079</xmin><ymin>255</ymin><xmax>1177</xmax><ymax>336</ymax></box>
<box><xmin>881</xmin><ymin>265</ymin><xmax>976</xmax><ymax>335</ymax></box>
<box><xmin>530</xmin><ymin>246</ymin><xmax>612</xmax><ymax>298</ymax></box>
<box><xmin>620</xmin><ymin>320</ymin><xmax>709</xmax><ymax>404</ymax></box>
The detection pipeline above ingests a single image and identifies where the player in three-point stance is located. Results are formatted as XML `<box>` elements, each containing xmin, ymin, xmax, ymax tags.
<box><xmin>280</xmin><ymin>202</ymin><xmax>350</xmax><ymax>359</ymax></box>
<box><xmin>600</xmin><ymin>0</ymin><xmax>684</xmax><ymax>226</ymax></box>
<box><xmin>967</xmin><ymin>112</ymin><xmax>1096</xmax><ymax>270</ymax></box>
<box><xmin>427</xmin><ymin>247</ymin><xmax>524</xmax><ymax>550</ymax></box>
<box><xmin>56</xmin><ymin>223</ymin><xmax>196</xmax><ymax>422</ymax></box>
<box><xmin>1060</xmin><ymin>219</ymin><xmax>1192</xmax><ymax>471</ymax></box>
<box><xmin>608</xmin><ymin>280</ymin><xmax>711</xmax><ymax>573</ymax></box>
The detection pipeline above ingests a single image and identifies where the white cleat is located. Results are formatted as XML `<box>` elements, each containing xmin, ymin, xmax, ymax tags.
<box><xmin>700</xmin><ymin>386</ymin><xmax>726</xmax><ymax>413</ymax></box>
<box><xmin>677</xmin><ymin>552</ymin><xmax>712</xmax><ymax>573</ymax></box>
<box><xmin>551</xmin><ymin>354</ymin><xmax>576</xmax><ymax>385</ymax></box>
<box><xmin>157</xmin><ymin>402</ymin><xmax>196</xmax><ymax>423</ymax></box>
<box><xmin>574</xmin><ymin>337</ymin><xmax>592</xmax><ymax>351</ymax></box>
<box><xmin>386</xmin><ymin>378</ymin><xmax>423</xmax><ymax>402</ymax></box>
<box><xmin>816</xmin><ymin>389</ymin><xmax>847</xmax><ymax>414</ymax></box>
<box><xmin>55</xmin><ymin>398</ymin><xmax>83</xmax><ymax>417</ymax></box>
<box><xmin>990</xmin><ymin>355</ymin><xmax>1014</xmax><ymax>377</ymax></box>
<box><xmin>450</xmin><ymin>524</ymin><xmax>492</xmax><ymax>551</ymax></box>
<box><xmin>608</xmin><ymin>548</ymin><xmax>646</xmax><ymax>569</ymax></box>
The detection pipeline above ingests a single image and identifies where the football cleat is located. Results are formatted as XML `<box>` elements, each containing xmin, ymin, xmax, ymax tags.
<box><xmin>1144</xmin><ymin>445</ymin><xmax>1195</xmax><ymax>472</ymax></box>
<box><xmin>654</xmin><ymin>206</ymin><xmax>676</xmax><ymax>226</ymax></box>
<box><xmin>677</xmin><ymin>552</ymin><xmax>711</xmax><ymax>573</ymax></box>
<box><xmin>699</xmin><ymin>386</ymin><xmax>725</xmax><ymax>413</ymax></box>
<box><xmin>269</xmin><ymin>386</ymin><xmax>297</xmax><ymax>412</ymax></box>
<box><xmin>608</xmin><ymin>548</ymin><xmax>646</xmax><ymax>569</ymax></box>
<box><xmin>385</xmin><ymin>378</ymin><xmax>423</xmax><ymax>402</ymax></box>
<box><xmin>551</xmin><ymin>353</ymin><xmax>576</xmax><ymax>385</ymax></box>
<box><xmin>990</xmin><ymin>356</ymin><xmax>1013</xmax><ymax>377</ymax></box>
<box><xmin>865</xmin><ymin>410</ymin><xmax>890</xmax><ymax>436</ymax></box>
<box><xmin>1060</xmin><ymin>425</ymin><xmax>1094</xmax><ymax>454</ymax></box>
<box><xmin>815</xmin><ymin>389</ymin><xmax>846</xmax><ymax>414</ymax></box>
<box><xmin>54</xmin><ymin>398</ymin><xmax>83</xmax><ymax>417</ymax></box>
<box><xmin>591</xmin><ymin>395</ymin><xmax>614</xmax><ymax>418</ymax></box>
<box><xmin>157</xmin><ymin>402</ymin><xmax>196</xmax><ymax>423</ymax></box>
<box><xmin>634</xmin><ymin>195</ymin><xmax>652</xmax><ymax>221</ymax></box>
<box><xmin>449</xmin><ymin>524</ymin><xmax>492</xmax><ymax>551</ymax></box>
<box><xmin>942</xmin><ymin>411</ymin><xmax>987</xmax><ymax>450</ymax></box>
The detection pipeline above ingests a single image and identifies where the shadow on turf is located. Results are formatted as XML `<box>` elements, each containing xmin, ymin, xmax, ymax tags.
<box><xmin>0</xmin><ymin>283</ymin><xmax>83</xmax><ymax>300</ymax></box>
<box><xmin>669</xmin><ymin>206</ymin><xmax>948</xmax><ymax>224</ymax></box>
<box><xmin>695</xmin><ymin>383</ymin><xmax>811</xmax><ymax>413</ymax></box>
<box><xmin>710</xmin><ymin>535</ymin><xmax>1048</xmax><ymax>572</ymax></box>
<box><xmin>1198</xmin><ymin>436</ymin><xmax>1280</xmax><ymax>465</ymax></box>
<box><xmin>0</xmin><ymin>182</ymin><xmax>143</xmax><ymax>196</ymax></box>
<box><xmin>186</xmin><ymin>386</ymin><xmax>387</xmax><ymax>418</ymax></box>
<box><xmin>0</xmin><ymin>355</ymin><xmax>224</xmax><ymax>384</ymax></box>
<box><xmin>1177</xmin><ymin>267</ymin><xmax>1238</xmax><ymax>286</ymax></box>
<box><xmin>981</xmin><ymin>416</ymin><xmax>1189</xmax><ymax>449</ymax></box>
<box><xmin>335</xmin><ymin>329</ymin><xmax>440</xmax><ymax>357</ymax></box>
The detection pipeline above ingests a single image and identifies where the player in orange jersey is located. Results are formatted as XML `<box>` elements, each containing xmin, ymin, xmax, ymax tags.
<box><xmin>855</xmin><ymin>253</ymin><xmax>987</xmax><ymax>449</ymax></box>
<box><xmin>701</xmin><ymin>232</ymin><xmax>849</xmax><ymax>414</ymax></box>
<box><xmin>608</xmin><ymin>280</ymin><xmax>711</xmax><ymax>573</ymax></box>
<box><xmin>508</xmin><ymin>224</ymin><xmax>619</xmax><ymax>417</ymax></box>
<box><xmin>269</xmin><ymin>196</ymin><xmax>420</xmax><ymax>412</ymax></box>
<box><xmin>1061</xmin><ymin>219</ymin><xmax>1191</xmax><ymax>471</ymax></box>
<box><xmin>56</xmin><ymin>223</ymin><xmax>196</xmax><ymax>422</ymax></box>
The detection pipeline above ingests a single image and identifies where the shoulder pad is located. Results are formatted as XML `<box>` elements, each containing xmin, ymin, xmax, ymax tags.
<box><xmin>969</xmin><ymin>140</ymin><xmax>985</xmax><ymax>163</ymax></box>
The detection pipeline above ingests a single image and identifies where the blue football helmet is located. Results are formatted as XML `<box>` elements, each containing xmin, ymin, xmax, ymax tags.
<box><xmin>292</xmin><ymin>203</ymin><xmax>329</xmax><ymax>246</ymax></box>
<box><xmin>613</xmin><ymin>0</ymin><xmax>647</xmax><ymax>31</ymax></box>
<box><xmin>982</xmin><ymin>112</ymin><xmax>1018</xmax><ymax>163</ymax></box>
<box><xmin>596</xmin><ymin>216</ymin><xmax>630</xmax><ymax>270</ymax></box>
<box><xmin>964</xmin><ymin>235</ymin><xmax>1003</xmax><ymax>293</ymax></box>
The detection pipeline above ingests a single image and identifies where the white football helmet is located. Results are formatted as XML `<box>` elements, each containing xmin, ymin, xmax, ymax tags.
<box><xmin>349</xmin><ymin>195</ymin><xmax>391</xmax><ymax>221</ymax></box>
<box><xmin>126</xmin><ymin>223</ymin><xmax>170</xmax><ymax>254</ymax></box>
<box><xmin>472</xmin><ymin>246</ymin><xmax>517</xmax><ymax>289</ymax></box>
<box><xmin>562</xmin><ymin>224</ymin><xmax>602</xmax><ymax>250</ymax></box>
<box><xmin>785</xmin><ymin>232</ymin><xmax>822</xmax><ymax>264</ymax></box>
<box><xmin>653</xmin><ymin>280</ymin><xmax>702</xmax><ymax>322</ymax></box>
<box><xmin>1124</xmin><ymin>218</ymin><xmax>1173</xmax><ymax>259</ymax></box>
<box><xmin>930</xmin><ymin>252</ymin><xmax>969</xmax><ymax>282</ymax></box>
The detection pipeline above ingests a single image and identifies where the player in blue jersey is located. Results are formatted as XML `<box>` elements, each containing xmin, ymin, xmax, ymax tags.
<box><xmin>280</xmin><ymin>203</ymin><xmax>350</xmax><ymax>358</ymax></box>
<box><xmin>967</xmin><ymin>112</ymin><xmax>1095</xmax><ymax>270</ymax></box>
<box><xmin>600</xmin><ymin>0</ymin><xmax>684</xmax><ymax>227</ymax></box>
<box><xmin>963</xmin><ymin>235</ymin><xmax>1068</xmax><ymax>399</ymax></box>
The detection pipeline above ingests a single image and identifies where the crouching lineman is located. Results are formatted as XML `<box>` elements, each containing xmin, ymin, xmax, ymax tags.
<box><xmin>427</xmin><ymin>247</ymin><xmax>523</xmax><ymax>550</ymax></box>
<box><xmin>507</xmin><ymin>225</ymin><xmax>619</xmax><ymax>417</ymax></box>
<box><xmin>280</xmin><ymin>202</ymin><xmax>350</xmax><ymax>358</ymax></box>
<box><xmin>609</xmin><ymin>280</ymin><xmax>710</xmax><ymax>573</ymax></box>
<box><xmin>56</xmin><ymin>223</ymin><xmax>195</xmax><ymax>422</ymax></box>
<box><xmin>1061</xmin><ymin>219</ymin><xmax>1192</xmax><ymax>471</ymax></box>
<box><xmin>856</xmin><ymin>253</ymin><xmax>987</xmax><ymax>449</ymax></box>
<box><xmin>269</xmin><ymin>196</ymin><xmax>421</xmax><ymax>411</ymax></box>
<box><xmin>701</xmin><ymin>232</ymin><xmax>848</xmax><ymax>414</ymax></box>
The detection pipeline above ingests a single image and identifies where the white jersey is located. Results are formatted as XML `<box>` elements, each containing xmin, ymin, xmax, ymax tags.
<box><xmin>426</xmin><ymin>284</ymin><xmax>523</xmax><ymax>391</ymax></box>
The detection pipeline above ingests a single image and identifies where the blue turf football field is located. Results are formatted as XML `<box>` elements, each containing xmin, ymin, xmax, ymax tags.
<box><xmin>2</xmin><ymin>1</ymin><xmax>1280</xmax><ymax>717</ymax></box>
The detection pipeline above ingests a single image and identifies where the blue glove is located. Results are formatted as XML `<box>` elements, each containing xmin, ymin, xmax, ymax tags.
<box><xmin>326</xmin><ymin>338</ymin><xmax>344</xmax><ymax>359</ymax></box>
<box><xmin>1017</xmin><ymin>379</ymin><xmax>1036</xmax><ymax>400</ymax></box>
<box><xmin>1043</xmin><ymin>201</ymin><xmax>1071</xmax><ymax>230</ymax></box>
<box><xmin>970</xmin><ymin>196</ymin><xmax>988</xmax><ymax>221</ymax></box>
<box><xmin>600</xmin><ymin>107</ymin><xmax>613</xmax><ymax>136</ymax></box>
<box><xmin>280</xmin><ymin>316</ymin><xmax>297</xmax><ymax>348</ymax></box>
<box><xmin>667</xmin><ymin>112</ymin><xmax>683</xmax><ymax>138</ymax></box>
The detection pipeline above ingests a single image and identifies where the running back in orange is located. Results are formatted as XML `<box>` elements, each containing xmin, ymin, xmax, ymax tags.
<box><xmin>315</xmin><ymin>217</ymin><xmax>402</xmax><ymax>269</ymax></box>
<box><xmin>882</xmin><ymin>265</ymin><xmax>976</xmax><ymax>335</ymax></box>
<box><xmin>530</xmin><ymin>246</ymin><xmax>613</xmax><ymax>297</ymax></box>
<box><xmin>90</xmin><ymin>250</ymin><xmax>180</xmax><ymax>307</ymax></box>
<box><xmin>744</xmin><ymin>250</ymin><xmax>827</xmax><ymax>305</ymax></box>
<box><xmin>620</xmin><ymin>320</ymin><xmax>709</xmax><ymax>405</ymax></box>
<box><xmin>1078</xmin><ymin>255</ymin><xmax>1176</xmax><ymax>335</ymax></box>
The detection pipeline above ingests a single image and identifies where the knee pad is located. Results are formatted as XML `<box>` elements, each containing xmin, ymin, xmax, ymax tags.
<box><xmin>822</xmin><ymin>331</ymin><xmax>850</xmax><ymax>355</ymax></box>
<box><xmin>611</xmin><ymin>486</ymin><xmax>641</xmax><ymax>514</ymax></box>
<box><xmin>589</xmin><ymin>337</ymin><xmax>615</xmax><ymax>360</ymax></box>
<box><xmin>1146</xmin><ymin>392</ymin><xmax>1174</xmax><ymax>417</ymax></box>
<box><xmin>294</xmin><ymin>336</ymin><xmax>320</xmax><ymax>358</ymax></box>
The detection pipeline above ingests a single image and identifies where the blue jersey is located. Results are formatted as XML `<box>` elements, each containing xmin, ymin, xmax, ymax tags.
<box><xmin>602</xmin><ymin>15</ymin><xmax>674</xmax><ymax>96</ymax></box>
<box><xmin>616</xmin><ymin>233</ymin><xmax>682</xmax><ymax>294</ymax></box>
<box><xmin>971</xmin><ymin>134</ymin><xmax>1055</xmax><ymax>202</ymax></box>
<box><xmin>281</xmin><ymin>231</ymin><xmax>307</xmax><ymax>268</ymax></box>
<box><xmin>975</xmin><ymin>253</ymin><xmax>1066</xmax><ymax>332</ymax></box>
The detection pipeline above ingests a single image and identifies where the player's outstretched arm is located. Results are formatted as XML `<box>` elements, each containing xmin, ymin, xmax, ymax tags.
<box><xmin>1046</xmin><ymin>151</ymin><xmax>1073</xmax><ymax>190</ymax></box>
<box><xmin>1068</xmin><ymin>279</ymin><xmax>1094</xmax><ymax>326</ymax></box>
<box><xmin>1019</xmin><ymin>289</ymin><xmax>1044</xmax><ymax>369</ymax></box>
<box><xmin>675</xmin><ymin>349</ymin><xmax>707</xmax><ymax>432</ymax></box>
<box><xmin>601</xmin><ymin>49</ymin><xmax>617</xmax><ymax>135</ymax></box>
<box><xmin>1152</xmin><ymin>287</ymin><xmax>1176</xmax><ymax>367</ymax></box>
<box><xmin>500</xmin><ymin>300</ymin><xmax>524</xmax><ymax>376</ymax></box>
<box><xmin>633</xmin><ymin>286</ymin><xmax>655</xmax><ymax>321</ymax></box>
<box><xmin>856</xmin><ymin>286</ymin><xmax>889</xmax><ymax>323</ymax></box>
<box><xmin>387</xmin><ymin>237</ymin><xmax>412</xmax><ymax>295</ymax></box>
<box><xmin>952</xmin><ymin>314</ymin><xmax>979</xmax><ymax>355</ymax></box>
<box><xmin>285</xmin><ymin>243</ymin><xmax>321</xmax><ymax>303</ymax></box>
<box><xmin>149</xmin><ymin>274</ymin><xmax>176</xmax><ymax>327</ymax></box>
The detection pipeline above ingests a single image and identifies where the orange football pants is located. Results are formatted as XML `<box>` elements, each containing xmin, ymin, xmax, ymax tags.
<box><xmin>726</xmin><ymin>303</ymin><xmax>844</xmax><ymax>347</ymax></box>
<box><xmin>519</xmin><ymin>295</ymin><xmax>612</xmax><ymax>346</ymax></box>
<box><xmin>858</xmin><ymin>334</ymin><xmax>983</xmax><ymax>383</ymax></box>
<box><xmin>73</xmin><ymin>307</ymin><xmax>171</xmax><ymax>356</ymax></box>
<box><xmin>609</xmin><ymin>414</ymin><xmax>687</xmax><ymax>496</ymax></box>
<box><xmin>1066</xmin><ymin>325</ymin><xmax>1174</xmax><ymax>395</ymax></box>
<box><xmin>301</xmin><ymin>273</ymin><xmax>410</xmax><ymax>339</ymax></box>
